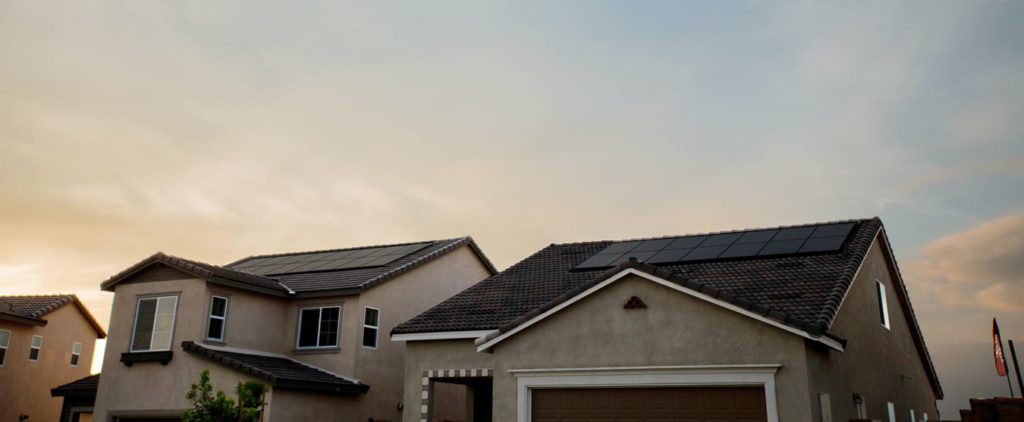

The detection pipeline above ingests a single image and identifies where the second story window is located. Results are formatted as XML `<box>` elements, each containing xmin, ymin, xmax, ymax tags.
<box><xmin>131</xmin><ymin>296</ymin><xmax>178</xmax><ymax>352</ymax></box>
<box><xmin>297</xmin><ymin>306</ymin><xmax>341</xmax><ymax>349</ymax></box>
<box><xmin>70</xmin><ymin>342</ymin><xmax>82</xmax><ymax>366</ymax></box>
<box><xmin>0</xmin><ymin>330</ymin><xmax>9</xmax><ymax>366</ymax></box>
<box><xmin>207</xmin><ymin>296</ymin><xmax>228</xmax><ymax>341</ymax></box>
<box><xmin>876</xmin><ymin>280</ymin><xmax>890</xmax><ymax>330</ymax></box>
<box><xmin>362</xmin><ymin>307</ymin><xmax>380</xmax><ymax>349</ymax></box>
<box><xmin>29</xmin><ymin>335</ymin><xmax>42</xmax><ymax>361</ymax></box>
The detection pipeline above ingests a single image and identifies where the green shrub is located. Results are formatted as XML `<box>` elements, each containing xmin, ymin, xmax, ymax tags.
<box><xmin>183</xmin><ymin>370</ymin><xmax>264</xmax><ymax>422</ymax></box>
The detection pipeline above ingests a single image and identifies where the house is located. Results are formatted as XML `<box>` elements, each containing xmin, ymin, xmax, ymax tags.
<box><xmin>391</xmin><ymin>218</ymin><xmax>943</xmax><ymax>422</ymax></box>
<box><xmin>0</xmin><ymin>294</ymin><xmax>107</xmax><ymax>422</ymax></box>
<box><xmin>52</xmin><ymin>373</ymin><xmax>101</xmax><ymax>422</ymax></box>
<box><xmin>92</xmin><ymin>237</ymin><xmax>495</xmax><ymax>422</ymax></box>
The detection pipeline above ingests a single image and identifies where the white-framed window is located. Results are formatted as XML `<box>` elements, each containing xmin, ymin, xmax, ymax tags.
<box><xmin>130</xmin><ymin>295</ymin><xmax>178</xmax><ymax>352</ymax></box>
<box><xmin>887</xmin><ymin>401</ymin><xmax>896</xmax><ymax>422</ymax></box>
<box><xmin>29</xmin><ymin>335</ymin><xmax>42</xmax><ymax>361</ymax></box>
<box><xmin>296</xmin><ymin>305</ymin><xmax>341</xmax><ymax>349</ymax></box>
<box><xmin>0</xmin><ymin>330</ymin><xmax>9</xmax><ymax>366</ymax></box>
<box><xmin>923</xmin><ymin>412</ymin><xmax>928</xmax><ymax>421</ymax></box>
<box><xmin>70</xmin><ymin>342</ymin><xmax>82</xmax><ymax>366</ymax></box>
<box><xmin>876</xmin><ymin>280</ymin><xmax>890</xmax><ymax>330</ymax></box>
<box><xmin>910</xmin><ymin>408</ymin><xmax>916</xmax><ymax>422</ymax></box>
<box><xmin>362</xmin><ymin>307</ymin><xmax>380</xmax><ymax>349</ymax></box>
<box><xmin>207</xmin><ymin>296</ymin><xmax>228</xmax><ymax>341</ymax></box>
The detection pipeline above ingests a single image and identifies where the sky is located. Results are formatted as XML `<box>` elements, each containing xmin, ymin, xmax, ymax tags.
<box><xmin>1</xmin><ymin>0</ymin><xmax>1022</xmax><ymax>418</ymax></box>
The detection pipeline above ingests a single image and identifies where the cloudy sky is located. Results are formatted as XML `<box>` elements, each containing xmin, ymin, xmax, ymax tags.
<box><xmin>1</xmin><ymin>0</ymin><xmax>1022</xmax><ymax>417</ymax></box>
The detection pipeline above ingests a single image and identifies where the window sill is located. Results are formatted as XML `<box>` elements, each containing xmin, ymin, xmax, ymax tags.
<box><xmin>203</xmin><ymin>339</ymin><xmax>226</xmax><ymax>346</ymax></box>
<box><xmin>292</xmin><ymin>347</ymin><xmax>341</xmax><ymax>355</ymax></box>
<box><xmin>121</xmin><ymin>350</ymin><xmax>173</xmax><ymax>366</ymax></box>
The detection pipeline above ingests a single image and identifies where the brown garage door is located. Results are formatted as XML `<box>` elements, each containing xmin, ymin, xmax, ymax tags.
<box><xmin>532</xmin><ymin>386</ymin><xmax>767</xmax><ymax>422</ymax></box>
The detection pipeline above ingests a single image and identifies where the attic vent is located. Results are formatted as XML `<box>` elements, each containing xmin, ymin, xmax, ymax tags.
<box><xmin>624</xmin><ymin>296</ymin><xmax>647</xmax><ymax>309</ymax></box>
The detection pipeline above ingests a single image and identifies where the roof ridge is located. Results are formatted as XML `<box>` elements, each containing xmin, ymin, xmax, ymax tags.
<box><xmin>555</xmin><ymin>217</ymin><xmax>878</xmax><ymax>247</ymax></box>
<box><xmin>226</xmin><ymin>237</ymin><xmax>464</xmax><ymax>267</ymax></box>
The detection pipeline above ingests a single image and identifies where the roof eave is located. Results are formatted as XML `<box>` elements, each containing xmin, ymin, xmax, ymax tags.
<box><xmin>0</xmin><ymin>312</ymin><xmax>47</xmax><ymax>327</ymax></box>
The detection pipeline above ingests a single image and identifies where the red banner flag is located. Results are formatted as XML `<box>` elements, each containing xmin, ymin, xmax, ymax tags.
<box><xmin>994</xmin><ymin>318</ymin><xmax>1008</xmax><ymax>376</ymax></box>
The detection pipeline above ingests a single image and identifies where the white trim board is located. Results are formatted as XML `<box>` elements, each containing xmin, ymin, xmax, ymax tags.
<box><xmin>391</xmin><ymin>330</ymin><xmax>494</xmax><ymax>342</ymax></box>
<box><xmin>476</xmin><ymin>268</ymin><xmax>844</xmax><ymax>352</ymax></box>
<box><xmin>512</xmin><ymin>364</ymin><xmax>782</xmax><ymax>422</ymax></box>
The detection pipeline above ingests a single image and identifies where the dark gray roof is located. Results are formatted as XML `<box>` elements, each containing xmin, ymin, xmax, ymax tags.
<box><xmin>51</xmin><ymin>374</ymin><xmax>100</xmax><ymax>397</ymax></box>
<box><xmin>182</xmin><ymin>341</ymin><xmax>368</xmax><ymax>395</ymax></box>
<box><xmin>102</xmin><ymin>237</ymin><xmax>495</xmax><ymax>296</ymax></box>
<box><xmin>0</xmin><ymin>294</ymin><xmax>107</xmax><ymax>337</ymax></box>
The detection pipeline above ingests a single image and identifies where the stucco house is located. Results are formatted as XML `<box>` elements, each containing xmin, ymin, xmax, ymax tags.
<box><xmin>93</xmin><ymin>237</ymin><xmax>495</xmax><ymax>422</ymax></box>
<box><xmin>392</xmin><ymin>218</ymin><xmax>943</xmax><ymax>422</ymax></box>
<box><xmin>0</xmin><ymin>294</ymin><xmax>107</xmax><ymax>422</ymax></box>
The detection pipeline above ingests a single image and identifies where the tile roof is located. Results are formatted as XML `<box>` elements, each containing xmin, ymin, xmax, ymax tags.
<box><xmin>394</xmin><ymin>218</ymin><xmax>881</xmax><ymax>336</ymax></box>
<box><xmin>51</xmin><ymin>374</ymin><xmax>100</xmax><ymax>397</ymax></box>
<box><xmin>0</xmin><ymin>294</ymin><xmax>107</xmax><ymax>337</ymax></box>
<box><xmin>181</xmin><ymin>341</ymin><xmax>369</xmax><ymax>395</ymax></box>
<box><xmin>101</xmin><ymin>253</ymin><xmax>290</xmax><ymax>295</ymax></box>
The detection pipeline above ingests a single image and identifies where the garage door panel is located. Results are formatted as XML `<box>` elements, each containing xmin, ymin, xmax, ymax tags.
<box><xmin>532</xmin><ymin>387</ymin><xmax>766</xmax><ymax>422</ymax></box>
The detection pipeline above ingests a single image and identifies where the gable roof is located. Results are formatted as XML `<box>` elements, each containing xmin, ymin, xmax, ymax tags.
<box><xmin>182</xmin><ymin>341</ymin><xmax>369</xmax><ymax>395</ymax></box>
<box><xmin>101</xmin><ymin>237</ymin><xmax>495</xmax><ymax>297</ymax></box>
<box><xmin>51</xmin><ymin>374</ymin><xmax>100</xmax><ymax>397</ymax></box>
<box><xmin>393</xmin><ymin>218</ymin><xmax>942</xmax><ymax>398</ymax></box>
<box><xmin>0</xmin><ymin>294</ymin><xmax>106</xmax><ymax>338</ymax></box>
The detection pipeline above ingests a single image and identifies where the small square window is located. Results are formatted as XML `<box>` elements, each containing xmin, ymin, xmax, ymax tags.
<box><xmin>29</xmin><ymin>335</ymin><xmax>42</xmax><ymax>361</ymax></box>
<box><xmin>70</xmin><ymin>342</ymin><xmax>82</xmax><ymax>366</ymax></box>
<box><xmin>362</xmin><ymin>307</ymin><xmax>380</xmax><ymax>349</ymax></box>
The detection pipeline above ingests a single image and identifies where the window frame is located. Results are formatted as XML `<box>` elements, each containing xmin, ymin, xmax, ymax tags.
<box><xmin>129</xmin><ymin>295</ymin><xmax>179</xmax><ymax>352</ymax></box>
<box><xmin>886</xmin><ymin>401</ymin><xmax>896</xmax><ymax>422</ymax></box>
<box><xmin>362</xmin><ymin>307</ymin><xmax>380</xmax><ymax>349</ymax></box>
<box><xmin>29</xmin><ymin>335</ymin><xmax>42</xmax><ymax>361</ymax></box>
<box><xmin>295</xmin><ymin>305</ymin><xmax>342</xmax><ymax>349</ymax></box>
<box><xmin>876</xmin><ymin>280</ymin><xmax>891</xmax><ymax>330</ymax></box>
<box><xmin>206</xmin><ymin>295</ymin><xmax>229</xmax><ymax>342</ymax></box>
<box><xmin>0</xmin><ymin>329</ymin><xmax>9</xmax><ymax>366</ymax></box>
<box><xmin>70</xmin><ymin>341</ymin><xmax>83</xmax><ymax>366</ymax></box>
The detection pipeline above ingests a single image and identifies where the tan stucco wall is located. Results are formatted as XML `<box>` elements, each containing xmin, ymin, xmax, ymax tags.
<box><xmin>805</xmin><ymin>240</ymin><xmax>940</xmax><ymax>422</ymax></box>
<box><xmin>403</xmin><ymin>274</ymin><xmax>815</xmax><ymax>422</ymax></box>
<box><xmin>94</xmin><ymin>245</ymin><xmax>491</xmax><ymax>421</ymax></box>
<box><xmin>0</xmin><ymin>305</ymin><xmax>100</xmax><ymax>422</ymax></box>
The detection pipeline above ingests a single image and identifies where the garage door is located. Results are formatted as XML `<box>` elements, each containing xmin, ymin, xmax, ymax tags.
<box><xmin>531</xmin><ymin>386</ymin><xmax>767</xmax><ymax>422</ymax></box>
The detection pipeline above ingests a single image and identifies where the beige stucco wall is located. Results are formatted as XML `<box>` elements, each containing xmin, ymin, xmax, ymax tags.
<box><xmin>403</xmin><ymin>273</ymin><xmax>815</xmax><ymax>422</ymax></box>
<box><xmin>0</xmin><ymin>305</ymin><xmax>100</xmax><ymax>422</ymax></box>
<box><xmin>94</xmin><ymin>245</ymin><xmax>491</xmax><ymax>421</ymax></box>
<box><xmin>805</xmin><ymin>239</ymin><xmax>940</xmax><ymax>422</ymax></box>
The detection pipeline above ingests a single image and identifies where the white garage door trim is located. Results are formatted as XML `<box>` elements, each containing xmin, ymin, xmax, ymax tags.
<box><xmin>510</xmin><ymin>364</ymin><xmax>781</xmax><ymax>422</ymax></box>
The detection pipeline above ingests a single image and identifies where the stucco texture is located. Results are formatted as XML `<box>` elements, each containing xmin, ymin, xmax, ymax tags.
<box><xmin>404</xmin><ymin>273</ymin><xmax>814</xmax><ymax>422</ymax></box>
<box><xmin>0</xmin><ymin>304</ymin><xmax>99</xmax><ymax>422</ymax></box>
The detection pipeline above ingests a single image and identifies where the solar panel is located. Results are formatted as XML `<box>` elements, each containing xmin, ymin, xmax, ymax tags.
<box><xmin>810</xmin><ymin>223</ymin><xmax>855</xmax><ymax>239</ymax></box>
<box><xmin>719</xmin><ymin>242</ymin><xmax>767</xmax><ymax>258</ymax></box>
<box><xmin>736</xmin><ymin>230</ymin><xmax>777</xmax><ymax>243</ymax></box>
<box><xmin>666</xmin><ymin>236</ymin><xmax>707</xmax><ymax>249</ymax></box>
<box><xmin>632</xmin><ymin>238</ymin><xmax>675</xmax><ymax>252</ymax></box>
<box><xmin>232</xmin><ymin>242</ymin><xmax>432</xmax><ymax>275</ymax></box>
<box><xmin>601</xmin><ymin>241</ymin><xmax>642</xmax><ymax>254</ymax></box>
<box><xmin>648</xmin><ymin>248</ymin><xmax>693</xmax><ymax>264</ymax></box>
<box><xmin>773</xmin><ymin>227</ymin><xmax>815</xmax><ymax>241</ymax></box>
<box><xmin>681</xmin><ymin>245</ymin><xmax>728</xmax><ymax>261</ymax></box>
<box><xmin>799</xmin><ymin>236</ymin><xmax>848</xmax><ymax>253</ymax></box>
<box><xmin>757</xmin><ymin>239</ymin><xmax>805</xmax><ymax>256</ymax></box>
<box><xmin>575</xmin><ymin>252</ymin><xmax>627</xmax><ymax>269</ymax></box>
<box><xmin>701</xmin><ymin>233</ymin><xmax>743</xmax><ymax>247</ymax></box>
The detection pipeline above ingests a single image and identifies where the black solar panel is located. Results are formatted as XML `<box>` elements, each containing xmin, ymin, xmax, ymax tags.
<box><xmin>231</xmin><ymin>242</ymin><xmax>433</xmax><ymax>275</ymax></box>
<box><xmin>572</xmin><ymin>222</ymin><xmax>860</xmax><ymax>270</ymax></box>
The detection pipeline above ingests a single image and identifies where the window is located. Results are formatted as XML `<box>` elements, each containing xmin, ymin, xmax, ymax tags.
<box><xmin>29</xmin><ymin>335</ymin><xmax>42</xmax><ymax>360</ymax></box>
<box><xmin>131</xmin><ymin>296</ymin><xmax>178</xmax><ymax>352</ymax></box>
<box><xmin>0</xmin><ymin>330</ymin><xmax>9</xmax><ymax>366</ymax></box>
<box><xmin>207</xmin><ymin>296</ymin><xmax>228</xmax><ymax>341</ymax></box>
<box><xmin>362</xmin><ymin>307</ymin><xmax>380</xmax><ymax>349</ymax></box>
<box><xmin>876</xmin><ymin>280</ymin><xmax>890</xmax><ymax>329</ymax></box>
<box><xmin>70</xmin><ymin>342</ymin><xmax>82</xmax><ymax>366</ymax></box>
<box><xmin>297</xmin><ymin>306</ymin><xmax>341</xmax><ymax>348</ymax></box>
<box><xmin>910</xmin><ymin>408</ymin><xmax>916</xmax><ymax>422</ymax></box>
<box><xmin>853</xmin><ymin>393</ymin><xmax>866</xmax><ymax>419</ymax></box>
<box><xmin>887</xmin><ymin>401</ymin><xmax>895</xmax><ymax>422</ymax></box>
<box><xmin>923</xmin><ymin>412</ymin><xmax>928</xmax><ymax>421</ymax></box>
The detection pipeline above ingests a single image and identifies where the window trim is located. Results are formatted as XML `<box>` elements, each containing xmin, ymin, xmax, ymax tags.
<box><xmin>206</xmin><ymin>295</ymin><xmax>229</xmax><ymax>342</ymax></box>
<box><xmin>362</xmin><ymin>307</ymin><xmax>380</xmax><ymax>349</ymax></box>
<box><xmin>70</xmin><ymin>341</ymin><xmax>83</xmax><ymax>366</ymax></box>
<box><xmin>129</xmin><ymin>295</ymin><xmax>179</xmax><ymax>352</ymax></box>
<box><xmin>29</xmin><ymin>335</ymin><xmax>42</xmax><ymax>361</ymax></box>
<box><xmin>886</xmin><ymin>401</ymin><xmax>896</xmax><ymax>422</ymax></box>
<box><xmin>296</xmin><ymin>305</ymin><xmax>342</xmax><ymax>349</ymax></box>
<box><xmin>0</xmin><ymin>329</ymin><xmax>9</xmax><ymax>366</ymax></box>
<box><xmin>876</xmin><ymin>280</ymin><xmax>890</xmax><ymax>330</ymax></box>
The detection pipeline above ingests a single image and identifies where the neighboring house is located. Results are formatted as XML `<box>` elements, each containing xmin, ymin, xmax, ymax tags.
<box><xmin>52</xmin><ymin>374</ymin><xmax>101</xmax><ymax>422</ymax></box>
<box><xmin>0</xmin><ymin>294</ymin><xmax>107</xmax><ymax>422</ymax></box>
<box><xmin>392</xmin><ymin>218</ymin><xmax>943</xmax><ymax>422</ymax></box>
<box><xmin>93</xmin><ymin>237</ymin><xmax>495</xmax><ymax>422</ymax></box>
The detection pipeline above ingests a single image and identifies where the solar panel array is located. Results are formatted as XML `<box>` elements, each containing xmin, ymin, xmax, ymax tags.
<box><xmin>574</xmin><ymin>223</ymin><xmax>857</xmax><ymax>270</ymax></box>
<box><xmin>230</xmin><ymin>242</ymin><xmax>433</xmax><ymax>276</ymax></box>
